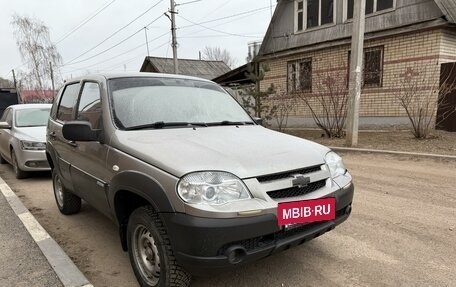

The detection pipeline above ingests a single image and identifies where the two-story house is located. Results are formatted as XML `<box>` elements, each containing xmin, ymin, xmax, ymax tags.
<box><xmin>257</xmin><ymin>0</ymin><xmax>456</xmax><ymax>130</ymax></box>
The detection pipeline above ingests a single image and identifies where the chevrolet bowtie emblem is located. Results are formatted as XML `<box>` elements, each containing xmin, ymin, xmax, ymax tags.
<box><xmin>291</xmin><ymin>174</ymin><xmax>311</xmax><ymax>187</ymax></box>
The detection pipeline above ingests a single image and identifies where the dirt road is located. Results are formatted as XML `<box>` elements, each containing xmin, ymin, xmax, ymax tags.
<box><xmin>0</xmin><ymin>153</ymin><xmax>455</xmax><ymax>287</ymax></box>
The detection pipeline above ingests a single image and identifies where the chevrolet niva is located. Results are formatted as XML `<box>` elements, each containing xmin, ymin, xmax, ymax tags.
<box><xmin>46</xmin><ymin>73</ymin><xmax>354</xmax><ymax>287</ymax></box>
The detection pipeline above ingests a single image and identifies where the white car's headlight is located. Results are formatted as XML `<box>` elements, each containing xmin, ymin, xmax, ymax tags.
<box><xmin>177</xmin><ymin>171</ymin><xmax>251</xmax><ymax>206</ymax></box>
<box><xmin>325</xmin><ymin>151</ymin><xmax>346</xmax><ymax>178</ymax></box>
<box><xmin>20</xmin><ymin>141</ymin><xmax>46</xmax><ymax>151</ymax></box>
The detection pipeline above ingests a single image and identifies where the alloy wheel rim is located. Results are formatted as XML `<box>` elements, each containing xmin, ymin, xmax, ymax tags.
<box><xmin>133</xmin><ymin>225</ymin><xmax>161</xmax><ymax>285</ymax></box>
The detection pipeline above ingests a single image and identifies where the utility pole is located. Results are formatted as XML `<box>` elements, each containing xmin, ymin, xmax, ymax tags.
<box><xmin>49</xmin><ymin>61</ymin><xmax>55</xmax><ymax>98</ymax></box>
<box><xmin>12</xmin><ymin>69</ymin><xmax>20</xmax><ymax>103</ymax></box>
<box><xmin>144</xmin><ymin>27</ymin><xmax>150</xmax><ymax>56</ymax></box>
<box><xmin>12</xmin><ymin>69</ymin><xmax>17</xmax><ymax>90</ymax></box>
<box><xmin>170</xmin><ymin>0</ymin><xmax>179</xmax><ymax>74</ymax></box>
<box><xmin>346</xmin><ymin>0</ymin><xmax>366</xmax><ymax>147</ymax></box>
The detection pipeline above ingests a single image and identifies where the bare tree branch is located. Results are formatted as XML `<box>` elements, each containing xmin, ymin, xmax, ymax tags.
<box><xmin>202</xmin><ymin>46</ymin><xmax>237</xmax><ymax>68</ymax></box>
<box><xmin>296</xmin><ymin>68</ymin><xmax>349</xmax><ymax>138</ymax></box>
<box><xmin>396</xmin><ymin>60</ymin><xmax>456</xmax><ymax>139</ymax></box>
<box><xmin>11</xmin><ymin>14</ymin><xmax>62</xmax><ymax>92</ymax></box>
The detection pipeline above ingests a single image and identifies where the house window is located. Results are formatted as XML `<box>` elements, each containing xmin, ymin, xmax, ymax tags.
<box><xmin>348</xmin><ymin>46</ymin><xmax>384</xmax><ymax>88</ymax></box>
<box><xmin>363</xmin><ymin>47</ymin><xmax>384</xmax><ymax>87</ymax></box>
<box><xmin>296</xmin><ymin>0</ymin><xmax>335</xmax><ymax>31</ymax></box>
<box><xmin>346</xmin><ymin>0</ymin><xmax>394</xmax><ymax>20</ymax></box>
<box><xmin>288</xmin><ymin>59</ymin><xmax>312</xmax><ymax>92</ymax></box>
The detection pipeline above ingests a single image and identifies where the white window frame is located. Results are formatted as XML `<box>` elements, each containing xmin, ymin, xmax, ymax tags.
<box><xmin>295</xmin><ymin>0</ymin><xmax>337</xmax><ymax>32</ymax></box>
<box><xmin>295</xmin><ymin>0</ymin><xmax>304</xmax><ymax>32</ymax></box>
<box><xmin>343</xmin><ymin>0</ymin><xmax>397</xmax><ymax>22</ymax></box>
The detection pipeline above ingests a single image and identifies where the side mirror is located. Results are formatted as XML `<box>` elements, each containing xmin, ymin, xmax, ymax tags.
<box><xmin>0</xmin><ymin>121</ymin><xmax>11</xmax><ymax>129</ymax></box>
<box><xmin>253</xmin><ymin>117</ymin><xmax>263</xmax><ymax>126</ymax></box>
<box><xmin>62</xmin><ymin>121</ymin><xmax>100</xmax><ymax>142</ymax></box>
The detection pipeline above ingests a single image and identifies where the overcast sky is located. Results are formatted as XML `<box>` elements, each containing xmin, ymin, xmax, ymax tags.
<box><xmin>0</xmin><ymin>0</ymin><xmax>275</xmax><ymax>81</ymax></box>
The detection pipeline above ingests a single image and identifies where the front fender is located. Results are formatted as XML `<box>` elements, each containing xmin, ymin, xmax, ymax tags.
<box><xmin>108</xmin><ymin>170</ymin><xmax>175</xmax><ymax>215</ymax></box>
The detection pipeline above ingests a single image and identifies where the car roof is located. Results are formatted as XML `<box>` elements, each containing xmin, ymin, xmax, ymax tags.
<box><xmin>66</xmin><ymin>72</ymin><xmax>215</xmax><ymax>83</ymax></box>
<box><xmin>8</xmin><ymin>103</ymin><xmax>52</xmax><ymax>110</ymax></box>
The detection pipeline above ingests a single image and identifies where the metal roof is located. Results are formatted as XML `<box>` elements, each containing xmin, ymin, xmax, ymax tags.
<box><xmin>140</xmin><ymin>57</ymin><xmax>231</xmax><ymax>80</ymax></box>
<box><xmin>434</xmin><ymin>0</ymin><xmax>456</xmax><ymax>22</ymax></box>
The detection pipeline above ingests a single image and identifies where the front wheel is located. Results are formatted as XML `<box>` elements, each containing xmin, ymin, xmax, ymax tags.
<box><xmin>127</xmin><ymin>206</ymin><xmax>191</xmax><ymax>287</ymax></box>
<box><xmin>52</xmin><ymin>169</ymin><xmax>81</xmax><ymax>215</ymax></box>
<box><xmin>11</xmin><ymin>150</ymin><xmax>27</xmax><ymax>179</ymax></box>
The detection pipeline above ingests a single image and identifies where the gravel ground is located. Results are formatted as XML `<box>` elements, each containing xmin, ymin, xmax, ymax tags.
<box><xmin>284</xmin><ymin>129</ymin><xmax>456</xmax><ymax>156</ymax></box>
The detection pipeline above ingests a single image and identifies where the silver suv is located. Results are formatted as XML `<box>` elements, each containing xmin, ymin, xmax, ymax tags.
<box><xmin>46</xmin><ymin>73</ymin><xmax>354</xmax><ymax>287</ymax></box>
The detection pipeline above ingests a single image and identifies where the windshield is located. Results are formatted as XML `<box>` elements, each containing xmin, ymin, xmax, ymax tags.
<box><xmin>109</xmin><ymin>77</ymin><xmax>252</xmax><ymax>129</ymax></box>
<box><xmin>15</xmin><ymin>108</ymin><xmax>51</xmax><ymax>127</ymax></box>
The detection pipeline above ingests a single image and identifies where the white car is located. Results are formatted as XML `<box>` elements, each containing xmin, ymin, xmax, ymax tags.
<box><xmin>0</xmin><ymin>104</ymin><xmax>52</xmax><ymax>179</ymax></box>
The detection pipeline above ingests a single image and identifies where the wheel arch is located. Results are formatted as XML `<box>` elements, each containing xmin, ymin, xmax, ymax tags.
<box><xmin>109</xmin><ymin>171</ymin><xmax>175</xmax><ymax>251</ymax></box>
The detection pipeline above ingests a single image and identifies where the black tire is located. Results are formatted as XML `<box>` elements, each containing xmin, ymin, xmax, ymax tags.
<box><xmin>11</xmin><ymin>150</ymin><xmax>28</xmax><ymax>179</ymax></box>
<box><xmin>52</xmin><ymin>169</ymin><xmax>81</xmax><ymax>215</ymax></box>
<box><xmin>127</xmin><ymin>206</ymin><xmax>191</xmax><ymax>287</ymax></box>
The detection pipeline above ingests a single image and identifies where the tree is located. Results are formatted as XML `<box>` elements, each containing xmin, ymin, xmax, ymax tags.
<box><xmin>396</xmin><ymin>61</ymin><xmax>456</xmax><ymax>139</ymax></box>
<box><xmin>202</xmin><ymin>46</ymin><xmax>237</xmax><ymax>68</ymax></box>
<box><xmin>273</xmin><ymin>89</ymin><xmax>296</xmax><ymax>132</ymax></box>
<box><xmin>11</xmin><ymin>14</ymin><xmax>62</xmax><ymax>92</ymax></box>
<box><xmin>239</xmin><ymin>62</ymin><xmax>277</xmax><ymax>125</ymax></box>
<box><xmin>296</xmin><ymin>67</ymin><xmax>349</xmax><ymax>138</ymax></box>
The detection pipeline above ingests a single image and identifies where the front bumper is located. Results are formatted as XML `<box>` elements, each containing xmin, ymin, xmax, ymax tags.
<box><xmin>16</xmin><ymin>149</ymin><xmax>50</xmax><ymax>171</ymax></box>
<box><xmin>161</xmin><ymin>183</ymin><xmax>354</xmax><ymax>275</ymax></box>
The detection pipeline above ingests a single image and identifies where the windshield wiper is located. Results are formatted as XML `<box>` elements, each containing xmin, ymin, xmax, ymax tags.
<box><xmin>125</xmin><ymin>121</ymin><xmax>208</xmax><ymax>131</ymax></box>
<box><xmin>206</xmin><ymin>121</ymin><xmax>255</xmax><ymax>126</ymax></box>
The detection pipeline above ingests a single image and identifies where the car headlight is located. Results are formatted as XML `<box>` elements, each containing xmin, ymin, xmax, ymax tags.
<box><xmin>20</xmin><ymin>141</ymin><xmax>46</xmax><ymax>151</ymax></box>
<box><xmin>325</xmin><ymin>151</ymin><xmax>346</xmax><ymax>178</ymax></box>
<box><xmin>177</xmin><ymin>171</ymin><xmax>251</xmax><ymax>206</ymax></box>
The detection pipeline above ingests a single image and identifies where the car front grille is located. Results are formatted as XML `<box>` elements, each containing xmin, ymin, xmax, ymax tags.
<box><xmin>267</xmin><ymin>179</ymin><xmax>326</xmax><ymax>199</ymax></box>
<box><xmin>256</xmin><ymin>165</ymin><xmax>322</xmax><ymax>183</ymax></box>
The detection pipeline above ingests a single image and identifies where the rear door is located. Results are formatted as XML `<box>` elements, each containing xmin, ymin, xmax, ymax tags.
<box><xmin>47</xmin><ymin>82</ymin><xmax>81</xmax><ymax>188</ymax></box>
<box><xmin>69</xmin><ymin>81</ymin><xmax>111</xmax><ymax>215</ymax></box>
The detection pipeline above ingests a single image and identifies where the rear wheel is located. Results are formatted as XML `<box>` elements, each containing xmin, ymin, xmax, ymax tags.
<box><xmin>11</xmin><ymin>150</ymin><xmax>28</xmax><ymax>179</ymax></box>
<box><xmin>52</xmin><ymin>169</ymin><xmax>81</xmax><ymax>215</ymax></box>
<box><xmin>127</xmin><ymin>206</ymin><xmax>191</xmax><ymax>287</ymax></box>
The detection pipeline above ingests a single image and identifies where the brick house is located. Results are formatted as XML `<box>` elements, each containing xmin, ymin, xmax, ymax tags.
<box><xmin>257</xmin><ymin>0</ymin><xmax>456</xmax><ymax>129</ymax></box>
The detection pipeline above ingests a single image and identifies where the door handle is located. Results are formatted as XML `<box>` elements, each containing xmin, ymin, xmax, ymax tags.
<box><xmin>67</xmin><ymin>141</ymin><xmax>78</xmax><ymax>148</ymax></box>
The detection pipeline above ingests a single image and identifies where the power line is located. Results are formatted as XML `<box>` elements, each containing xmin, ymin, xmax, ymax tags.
<box><xmin>103</xmin><ymin>41</ymin><xmax>169</xmax><ymax>72</ymax></box>
<box><xmin>61</xmin><ymin>31</ymin><xmax>169</xmax><ymax>74</ymax></box>
<box><xmin>63</xmin><ymin>0</ymin><xmax>164</xmax><ymax>66</ymax></box>
<box><xmin>179</xmin><ymin>5</ymin><xmax>272</xmax><ymax>29</ymax></box>
<box><xmin>179</xmin><ymin>5</ymin><xmax>272</xmax><ymax>38</ymax></box>
<box><xmin>55</xmin><ymin>0</ymin><xmax>117</xmax><ymax>45</ymax></box>
<box><xmin>62</xmin><ymin>14</ymin><xmax>165</xmax><ymax>67</ymax></box>
<box><xmin>62</xmin><ymin>4</ymin><xmax>272</xmax><ymax>71</ymax></box>
<box><xmin>178</xmin><ymin>15</ymin><xmax>262</xmax><ymax>38</ymax></box>
<box><xmin>198</xmin><ymin>0</ymin><xmax>235</xmax><ymax>21</ymax></box>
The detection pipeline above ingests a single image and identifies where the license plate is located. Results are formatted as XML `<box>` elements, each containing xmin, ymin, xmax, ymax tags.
<box><xmin>277</xmin><ymin>197</ymin><xmax>336</xmax><ymax>226</ymax></box>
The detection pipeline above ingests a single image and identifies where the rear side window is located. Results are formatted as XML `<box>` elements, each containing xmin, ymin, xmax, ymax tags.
<box><xmin>77</xmin><ymin>82</ymin><xmax>102</xmax><ymax>129</ymax></box>
<box><xmin>57</xmin><ymin>83</ymin><xmax>80</xmax><ymax>122</ymax></box>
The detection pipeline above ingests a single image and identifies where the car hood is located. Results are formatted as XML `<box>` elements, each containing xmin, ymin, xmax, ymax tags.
<box><xmin>13</xmin><ymin>126</ymin><xmax>47</xmax><ymax>142</ymax></box>
<box><xmin>112</xmin><ymin>126</ymin><xmax>330</xmax><ymax>179</ymax></box>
